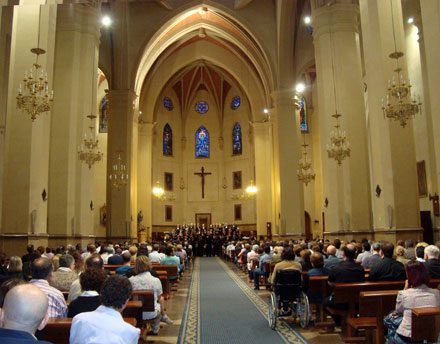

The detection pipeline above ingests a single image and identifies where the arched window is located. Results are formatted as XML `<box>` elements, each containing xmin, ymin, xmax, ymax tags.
<box><xmin>195</xmin><ymin>126</ymin><xmax>210</xmax><ymax>158</ymax></box>
<box><xmin>232</xmin><ymin>122</ymin><xmax>242</xmax><ymax>155</ymax></box>
<box><xmin>299</xmin><ymin>96</ymin><xmax>308</xmax><ymax>132</ymax></box>
<box><xmin>99</xmin><ymin>93</ymin><xmax>109</xmax><ymax>133</ymax></box>
<box><xmin>163</xmin><ymin>123</ymin><xmax>173</xmax><ymax>156</ymax></box>
<box><xmin>231</xmin><ymin>96</ymin><xmax>241</xmax><ymax>110</ymax></box>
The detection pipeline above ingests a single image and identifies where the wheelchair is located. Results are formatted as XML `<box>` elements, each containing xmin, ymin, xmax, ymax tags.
<box><xmin>268</xmin><ymin>269</ymin><xmax>309</xmax><ymax>330</ymax></box>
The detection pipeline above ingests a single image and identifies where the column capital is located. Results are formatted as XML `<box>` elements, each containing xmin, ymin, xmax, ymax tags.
<box><xmin>250</xmin><ymin>121</ymin><xmax>272</xmax><ymax>133</ymax></box>
<box><xmin>311</xmin><ymin>3</ymin><xmax>360</xmax><ymax>39</ymax></box>
<box><xmin>138</xmin><ymin>121</ymin><xmax>155</xmax><ymax>135</ymax></box>
<box><xmin>56</xmin><ymin>4</ymin><xmax>101</xmax><ymax>39</ymax></box>
<box><xmin>108</xmin><ymin>89</ymin><xmax>137</xmax><ymax>103</ymax></box>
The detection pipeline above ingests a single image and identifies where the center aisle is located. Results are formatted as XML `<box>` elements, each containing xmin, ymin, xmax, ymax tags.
<box><xmin>178</xmin><ymin>257</ymin><xmax>309</xmax><ymax>344</ymax></box>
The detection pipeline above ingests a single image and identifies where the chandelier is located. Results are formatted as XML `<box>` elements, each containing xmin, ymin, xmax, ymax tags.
<box><xmin>152</xmin><ymin>181</ymin><xmax>176</xmax><ymax>201</ymax></box>
<box><xmin>297</xmin><ymin>136</ymin><xmax>315</xmax><ymax>186</ymax></box>
<box><xmin>78</xmin><ymin>115</ymin><xmax>103</xmax><ymax>168</ymax></box>
<box><xmin>381</xmin><ymin>0</ymin><xmax>421</xmax><ymax>128</ymax></box>
<box><xmin>109</xmin><ymin>154</ymin><xmax>128</xmax><ymax>189</ymax></box>
<box><xmin>232</xmin><ymin>180</ymin><xmax>257</xmax><ymax>200</ymax></box>
<box><xmin>16</xmin><ymin>48</ymin><xmax>53</xmax><ymax>121</ymax></box>
<box><xmin>326</xmin><ymin>16</ymin><xmax>350</xmax><ymax>165</ymax></box>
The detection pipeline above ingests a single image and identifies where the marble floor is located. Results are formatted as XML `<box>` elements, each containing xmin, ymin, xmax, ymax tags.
<box><xmin>152</xmin><ymin>258</ymin><xmax>344</xmax><ymax>344</ymax></box>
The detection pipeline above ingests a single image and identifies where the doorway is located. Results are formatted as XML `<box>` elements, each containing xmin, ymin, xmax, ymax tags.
<box><xmin>305</xmin><ymin>211</ymin><xmax>311</xmax><ymax>240</ymax></box>
<box><xmin>195</xmin><ymin>213</ymin><xmax>212</xmax><ymax>228</ymax></box>
<box><xmin>420</xmin><ymin>211</ymin><xmax>433</xmax><ymax>244</ymax></box>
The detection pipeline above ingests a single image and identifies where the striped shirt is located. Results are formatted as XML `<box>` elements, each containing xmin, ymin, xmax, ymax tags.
<box><xmin>30</xmin><ymin>279</ymin><xmax>68</xmax><ymax>318</ymax></box>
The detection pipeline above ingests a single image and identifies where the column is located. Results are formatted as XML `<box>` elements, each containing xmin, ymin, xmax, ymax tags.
<box><xmin>311</xmin><ymin>1</ymin><xmax>371</xmax><ymax>239</ymax></box>
<box><xmin>2</xmin><ymin>3</ymin><xmax>56</xmax><ymax>242</ymax></box>
<box><xmin>47</xmin><ymin>4</ymin><xmax>100</xmax><ymax>242</ymax></box>
<box><xmin>360</xmin><ymin>0</ymin><xmax>420</xmax><ymax>241</ymax></box>
<box><xmin>252</xmin><ymin>122</ymin><xmax>275</xmax><ymax>237</ymax></box>
<box><xmin>138</xmin><ymin>121</ymin><xmax>154</xmax><ymax>241</ymax></box>
<box><xmin>419</xmin><ymin>1</ymin><xmax>440</xmax><ymax>235</ymax></box>
<box><xmin>272</xmin><ymin>89</ymin><xmax>305</xmax><ymax>236</ymax></box>
<box><xmin>106</xmin><ymin>90</ymin><xmax>137</xmax><ymax>240</ymax></box>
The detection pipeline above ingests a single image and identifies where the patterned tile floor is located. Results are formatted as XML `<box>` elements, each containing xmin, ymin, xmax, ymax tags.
<box><xmin>151</xmin><ymin>258</ymin><xmax>344</xmax><ymax>344</ymax></box>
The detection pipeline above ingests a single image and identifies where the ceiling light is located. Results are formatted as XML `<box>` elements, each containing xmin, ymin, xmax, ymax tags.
<box><xmin>101</xmin><ymin>16</ymin><xmax>111</xmax><ymax>27</ymax></box>
<box><xmin>296</xmin><ymin>83</ymin><xmax>306</xmax><ymax>93</ymax></box>
<box><xmin>407</xmin><ymin>17</ymin><xmax>414</xmax><ymax>24</ymax></box>
<box><xmin>263</xmin><ymin>108</ymin><xmax>269</xmax><ymax>114</ymax></box>
<box><xmin>304</xmin><ymin>16</ymin><xmax>311</xmax><ymax>25</ymax></box>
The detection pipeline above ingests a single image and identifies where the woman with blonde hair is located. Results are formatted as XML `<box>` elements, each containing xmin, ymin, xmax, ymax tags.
<box><xmin>129</xmin><ymin>256</ymin><xmax>173</xmax><ymax>336</ymax></box>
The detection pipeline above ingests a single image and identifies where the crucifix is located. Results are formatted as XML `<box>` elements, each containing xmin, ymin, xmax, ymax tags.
<box><xmin>194</xmin><ymin>166</ymin><xmax>212</xmax><ymax>199</ymax></box>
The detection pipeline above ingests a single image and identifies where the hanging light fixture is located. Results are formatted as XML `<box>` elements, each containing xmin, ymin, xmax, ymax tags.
<box><xmin>152</xmin><ymin>181</ymin><xmax>165</xmax><ymax>199</ymax></box>
<box><xmin>16</xmin><ymin>7</ymin><xmax>53</xmax><ymax>121</ymax></box>
<box><xmin>326</xmin><ymin>12</ymin><xmax>350</xmax><ymax>165</ymax></box>
<box><xmin>297</xmin><ymin>135</ymin><xmax>315</xmax><ymax>186</ymax></box>
<box><xmin>381</xmin><ymin>0</ymin><xmax>421</xmax><ymax>128</ymax></box>
<box><xmin>78</xmin><ymin>115</ymin><xmax>103</xmax><ymax>168</ymax></box>
<box><xmin>109</xmin><ymin>154</ymin><xmax>128</xmax><ymax>189</ymax></box>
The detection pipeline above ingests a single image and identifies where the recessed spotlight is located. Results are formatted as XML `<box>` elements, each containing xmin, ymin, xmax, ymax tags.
<box><xmin>304</xmin><ymin>16</ymin><xmax>311</xmax><ymax>25</ymax></box>
<box><xmin>407</xmin><ymin>17</ymin><xmax>414</xmax><ymax>24</ymax></box>
<box><xmin>263</xmin><ymin>108</ymin><xmax>269</xmax><ymax>114</ymax></box>
<box><xmin>101</xmin><ymin>16</ymin><xmax>112</xmax><ymax>27</ymax></box>
<box><xmin>139</xmin><ymin>111</ymin><xmax>143</xmax><ymax>115</ymax></box>
<box><xmin>296</xmin><ymin>83</ymin><xmax>306</xmax><ymax>93</ymax></box>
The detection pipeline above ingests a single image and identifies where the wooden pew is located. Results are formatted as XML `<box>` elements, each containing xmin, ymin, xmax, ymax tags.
<box><xmin>346</xmin><ymin>290</ymin><xmax>399</xmax><ymax>344</ymax></box>
<box><xmin>306</xmin><ymin>276</ymin><xmax>333</xmax><ymax>326</ymax></box>
<box><xmin>152</xmin><ymin>264</ymin><xmax>179</xmax><ymax>291</ymax></box>
<box><xmin>42</xmin><ymin>317</ymin><xmax>137</xmax><ymax>344</ymax></box>
<box><xmin>411</xmin><ymin>306</ymin><xmax>440</xmax><ymax>342</ymax></box>
<box><xmin>131</xmin><ymin>290</ymin><xmax>155</xmax><ymax>328</ymax></box>
<box><xmin>157</xmin><ymin>270</ymin><xmax>170</xmax><ymax>299</ymax></box>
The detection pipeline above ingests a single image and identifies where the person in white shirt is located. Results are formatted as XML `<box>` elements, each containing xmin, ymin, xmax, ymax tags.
<box><xmin>149</xmin><ymin>244</ymin><xmax>162</xmax><ymax>263</ymax></box>
<box><xmin>356</xmin><ymin>242</ymin><xmax>372</xmax><ymax>264</ymax></box>
<box><xmin>70</xmin><ymin>275</ymin><xmax>140</xmax><ymax>344</ymax></box>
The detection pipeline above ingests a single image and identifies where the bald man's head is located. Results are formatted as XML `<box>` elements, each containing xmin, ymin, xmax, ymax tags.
<box><xmin>0</xmin><ymin>284</ymin><xmax>49</xmax><ymax>334</ymax></box>
<box><xmin>327</xmin><ymin>245</ymin><xmax>336</xmax><ymax>256</ymax></box>
<box><xmin>343</xmin><ymin>244</ymin><xmax>357</xmax><ymax>261</ymax></box>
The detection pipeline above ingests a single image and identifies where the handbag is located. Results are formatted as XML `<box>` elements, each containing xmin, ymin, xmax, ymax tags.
<box><xmin>384</xmin><ymin>310</ymin><xmax>403</xmax><ymax>344</ymax></box>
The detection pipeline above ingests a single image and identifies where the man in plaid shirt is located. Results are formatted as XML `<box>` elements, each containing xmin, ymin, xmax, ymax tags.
<box><xmin>30</xmin><ymin>257</ymin><xmax>68</xmax><ymax>318</ymax></box>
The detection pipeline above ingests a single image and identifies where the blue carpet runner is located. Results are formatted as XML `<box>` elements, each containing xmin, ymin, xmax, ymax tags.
<box><xmin>178</xmin><ymin>257</ymin><xmax>310</xmax><ymax>344</ymax></box>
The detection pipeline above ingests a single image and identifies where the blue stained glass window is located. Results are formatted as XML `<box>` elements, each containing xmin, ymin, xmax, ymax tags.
<box><xmin>299</xmin><ymin>96</ymin><xmax>308</xmax><ymax>132</ymax></box>
<box><xmin>163</xmin><ymin>123</ymin><xmax>173</xmax><ymax>156</ymax></box>
<box><xmin>99</xmin><ymin>94</ymin><xmax>109</xmax><ymax>133</ymax></box>
<box><xmin>164</xmin><ymin>97</ymin><xmax>173</xmax><ymax>111</ymax></box>
<box><xmin>195</xmin><ymin>101</ymin><xmax>209</xmax><ymax>114</ymax></box>
<box><xmin>231</xmin><ymin>96</ymin><xmax>241</xmax><ymax>110</ymax></box>
<box><xmin>232</xmin><ymin>122</ymin><xmax>242</xmax><ymax>155</ymax></box>
<box><xmin>195</xmin><ymin>126</ymin><xmax>209</xmax><ymax>158</ymax></box>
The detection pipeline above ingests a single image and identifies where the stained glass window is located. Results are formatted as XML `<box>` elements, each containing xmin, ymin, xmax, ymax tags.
<box><xmin>231</xmin><ymin>96</ymin><xmax>241</xmax><ymax>110</ymax></box>
<box><xmin>195</xmin><ymin>126</ymin><xmax>209</xmax><ymax>158</ymax></box>
<box><xmin>163</xmin><ymin>123</ymin><xmax>172</xmax><ymax>156</ymax></box>
<box><xmin>232</xmin><ymin>122</ymin><xmax>242</xmax><ymax>155</ymax></box>
<box><xmin>299</xmin><ymin>96</ymin><xmax>308</xmax><ymax>132</ymax></box>
<box><xmin>163</xmin><ymin>97</ymin><xmax>173</xmax><ymax>111</ymax></box>
<box><xmin>195</xmin><ymin>101</ymin><xmax>209</xmax><ymax>114</ymax></box>
<box><xmin>99</xmin><ymin>94</ymin><xmax>109</xmax><ymax>133</ymax></box>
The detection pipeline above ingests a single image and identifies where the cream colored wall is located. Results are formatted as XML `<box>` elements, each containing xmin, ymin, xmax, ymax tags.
<box><xmin>151</xmin><ymin>88</ymin><xmax>256</xmax><ymax>227</ymax></box>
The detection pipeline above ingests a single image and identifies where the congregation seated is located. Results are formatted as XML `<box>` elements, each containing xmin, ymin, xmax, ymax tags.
<box><xmin>361</xmin><ymin>241</ymin><xmax>382</xmax><ymax>269</ymax></box>
<box><xmin>68</xmin><ymin>268</ymin><xmax>107</xmax><ymax>318</ymax></box>
<box><xmin>270</xmin><ymin>246</ymin><xmax>283</xmax><ymax>265</ymax></box>
<box><xmin>415</xmin><ymin>245</ymin><xmax>426</xmax><ymax>262</ymax></box>
<box><xmin>305</xmin><ymin>252</ymin><xmax>329</xmax><ymax>303</ymax></box>
<box><xmin>68</xmin><ymin>254</ymin><xmax>105</xmax><ymax>302</ymax></box>
<box><xmin>385</xmin><ymin>260</ymin><xmax>440</xmax><ymax>344</ymax></box>
<box><xmin>149</xmin><ymin>244</ymin><xmax>163</xmax><ymax>263</ymax></box>
<box><xmin>253</xmin><ymin>244</ymin><xmax>271</xmax><ymax>290</ymax></box>
<box><xmin>369</xmin><ymin>242</ymin><xmax>406</xmax><ymax>281</ymax></box>
<box><xmin>269</xmin><ymin>247</ymin><xmax>301</xmax><ymax>284</ymax></box>
<box><xmin>70</xmin><ymin>275</ymin><xmax>140</xmax><ymax>344</ymax></box>
<box><xmin>323</xmin><ymin>245</ymin><xmax>342</xmax><ymax>270</ymax></box>
<box><xmin>0</xmin><ymin>284</ymin><xmax>52</xmax><ymax>344</ymax></box>
<box><xmin>49</xmin><ymin>254</ymin><xmax>78</xmax><ymax>291</ymax></box>
<box><xmin>404</xmin><ymin>240</ymin><xmax>416</xmax><ymax>260</ymax></box>
<box><xmin>21</xmin><ymin>244</ymin><xmax>35</xmax><ymax>264</ymax></box>
<box><xmin>247</xmin><ymin>244</ymin><xmax>260</xmax><ymax>281</ymax></box>
<box><xmin>42</xmin><ymin>247</ymin><xmax>54</xmax><ymax>260</ymax></box>
<box><xmin>355</xmin><ymin>241</ymin><xmax>372</xmax><ymax>264</ymax></box>
<box><xmin>0</xmin><ymin>256</ymin><xmax>24</xmax><ymax>284</ymax></box>
<box><xmin>30</xmin><ymin>257</ymin><xmax>68</xmax><ymax>318</ymax></box>
<box><xmin>395</xmin><ymin>245</ymin><xmax>410</xmax><ymax>265</ymax></box>
<box><xmin>299</xmin><ymin>249</ymin><xmax>313</xmax><ymax>272</ymax></box>
<box><xmin>129</xmin><ymin>255</ymin><xmax>173</xmax><ymax>335</ymax></box>
<box><xmin>115</xmin><ymin>252</ymin><xmax>133</xmax><ymax>276</ymax></box>
<box><xmin>23</xmin><ymin>251</ymin><xmax>42</xmax><ymax>280</ymax></box>
<box><xmin>423</xmin><ymin>244</ymin><xmax>440</xmax><ymax>279</ymax></box>
<box><xmin>161</xmin><ymin>246</ymin><xmax>182</xmax><ymax>278</ymax></box>
<box><xmin>0</xmin><ymin>278</ymin><xmax>26</xmax><ymax>307</ymax></box>
<box><xmin>107</xmin><ymin>247</ymin><xmax>123</xmax><ymax>265</ymax></box>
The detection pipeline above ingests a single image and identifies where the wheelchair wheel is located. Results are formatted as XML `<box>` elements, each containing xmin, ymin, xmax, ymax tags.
<box><xmin>298</xmin><ymin>291</ymin><xmax>309</xmax><ymax>329</ymax></box>
<box><xmin>268</xmin><ymin>292</ymin><xmax>277</xmax><ymax>330</ymax></box>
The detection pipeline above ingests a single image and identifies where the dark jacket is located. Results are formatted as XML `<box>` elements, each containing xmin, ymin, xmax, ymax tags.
<box><xmin>68</xmin><ymin>295</ymin><xmax>101</xmax><ymax>318</ymax></box>
<box><xmin>424</xmin><ymin>259</ymin><xmax>440</xmax><ymax>279</ymax></box>
<box><xmin>368</xmin><ymin>257</ymin><xmax>406</xmax><ymax>281</ymax></box>
<box><xmin>0</xmin><ymin>328</ymin><xmax>53</xmax><ymax>344</ymax></box>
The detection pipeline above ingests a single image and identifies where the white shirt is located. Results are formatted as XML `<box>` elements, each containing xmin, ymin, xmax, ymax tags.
<box><xmin>129</xmin><ymin>272</ymin><xmax>162</xmax><ymax>320</ymax></box>
<box><xmin>68</xmin><ymin>279</ymin><xmax>81</xmax><ymax>301</ymax></box>
<box><xmin>356</xmin><ymin>251</ymin><xmax>372</xmax><ymax>263</ymax></box>
<box><xmin>149</xmin><ymin>251</ymin><xmax>162</xmax><ymax>263</ymax></box>
<box><xmin>70</xmin><ymin>305</ymin><xmax>140</xmax><ymax>344</ymax></box>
